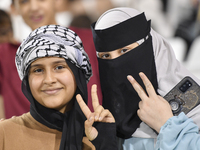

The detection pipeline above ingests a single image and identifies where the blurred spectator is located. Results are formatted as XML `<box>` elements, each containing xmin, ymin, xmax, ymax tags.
<box><xmin>0</xmin><ymin>9</ymin><xmax>17</xmax><ymax>119</ymax></box>
<box><xmin>68</xmin><ymin>0</ymin><xmax>114</xmax><ymax>25</ymax></box>
<box><xmin>0</xmin><ymin>0</ymin><xmax>58</xmax><ymax>119</ymax></box>
<box><xmin>55</xmin><ymin>0</ymin><xmax>73</xmax><ymax>27</ymax></box>
<box><xmin>170</xmin><ymin>0</ymin><xmax>200</xmax><ymax>60</ymax></box>
<box><xmin>0</xmin><ymin>9</ymin><xmax>17</xmax><ymax>44</ymax></box>
<box><xmin>70</xmin><ymin>14</ymin><xmax>93</xmax><ymax>28</ymax></box>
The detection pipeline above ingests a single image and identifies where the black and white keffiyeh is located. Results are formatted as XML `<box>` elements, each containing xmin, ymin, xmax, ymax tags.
<box><xmin>16</xmin><ymin>25</ymin><xmax>92</xmax><ymax>82</ymax></box>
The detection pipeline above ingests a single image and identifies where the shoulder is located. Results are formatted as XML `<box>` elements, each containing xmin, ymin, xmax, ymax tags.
<box><xmin>0</xmin><ymin>112</ymin><xmax>33</xmax><ymax>130</ymax></box>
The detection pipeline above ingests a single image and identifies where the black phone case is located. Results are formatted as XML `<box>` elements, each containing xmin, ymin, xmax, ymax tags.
<box><xmin>164</xmin><ymin>76</ymin><xmax>200</xmax><ymax>116</ymax></box>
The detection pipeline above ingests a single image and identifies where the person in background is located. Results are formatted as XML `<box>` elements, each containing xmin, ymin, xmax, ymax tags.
<box><xmin>0</xmin><ymin>9</ymin><xmax>17</xmax><ymax>44</ymax></box>
<box><xmin>91</xmin><ymin>7</ymin><xmax>200</xmax><ymax>149</ymax></box>
<box><xmin>0</xmin><ymin>0</ymin><xmax>57</xmax><ymax>119</ymax></box>
<box><xmin>0</xmin><ymin>9</ymin><xmax>18</xmax><ymax>119</ymax></box>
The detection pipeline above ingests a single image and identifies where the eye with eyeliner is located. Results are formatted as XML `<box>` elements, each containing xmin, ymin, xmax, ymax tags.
<box><xmin>99</xmin><ymin>53</ymin><xmax>110</xmax><ymax>59</ymax></box>
<box><xmin>120</xmin><ymin>48</ymin><xmax>130</xmax><ymax>54</ymax></box>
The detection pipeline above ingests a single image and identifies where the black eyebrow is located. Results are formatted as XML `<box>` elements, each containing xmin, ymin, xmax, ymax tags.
<box><xmin>30</xmin><ymin>60</ymin><xmax>67</xmax><ymax>69</ymax></box>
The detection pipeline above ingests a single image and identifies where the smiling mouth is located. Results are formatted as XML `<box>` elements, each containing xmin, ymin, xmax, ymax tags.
<box><xmin>31</xmin><ymin>15</ymin><xmax>43</xmax><ymax>23</ymax></box>
<box><xmin>42</xmin><ymin>88</ymin><xmax>63</xmax><ymax>95</ymax></box>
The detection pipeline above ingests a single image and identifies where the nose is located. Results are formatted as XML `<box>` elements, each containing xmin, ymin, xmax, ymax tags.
<box><xmin>110</xmin><ymin>51</ymin><xmax>120</xmax><ymax>59</ymax></box>
<box><xmin>43</xmin><ymin>70</ymin><xmax>56</xmax><ymax>85</ymax></box>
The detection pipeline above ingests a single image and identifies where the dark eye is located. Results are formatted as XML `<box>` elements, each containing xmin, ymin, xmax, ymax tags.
<box><xmin>120</xmin><ymin>48</ymin><xmax>129</xmax><ymax>54</ymax></box>
<box><xmin>100</xmin><ymin>53</ymin><xmax>110</xmax><ymax>59</ymax></box>
<box><xmin>34</xmin><ymin>68</ymin><xmax>43</xmax><ymax>73</ymax></box>
<box><xmin>55</xmin><ymin>65</ymin><xmax>64</xmax><ymax>70</ymax></box>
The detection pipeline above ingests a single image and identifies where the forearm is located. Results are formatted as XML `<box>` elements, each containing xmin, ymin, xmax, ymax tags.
<box><xmin>156</xmin><ymin>112</ymin><xmax>200</xmax><ymax>150</ymax></box>
<box><xmin>0</xmin><ymin>95</ymin><xmax>5</xmax><ymax>119</ymax></box>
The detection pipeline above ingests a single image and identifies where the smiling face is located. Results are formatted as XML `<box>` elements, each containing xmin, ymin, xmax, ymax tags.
<box><xmin>28</xmin><ymin>57</ymin><xmax>76</xmax><ymax>113</ymax></box>
<box><xmin>98</xmin><ymin>42</ymin><xmax>139</xmax><ymax>59</ymax></box>
<box><xmin>14</xmin><ymin>0</ymin><xmax>57</xmax><ymax>30</ymax></box>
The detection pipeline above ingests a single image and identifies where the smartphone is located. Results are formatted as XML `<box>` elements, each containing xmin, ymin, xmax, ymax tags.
<box><xmin>163</xmin><ymin>76</ymin><xmax>200</xmax><ymax>116</ymax></box>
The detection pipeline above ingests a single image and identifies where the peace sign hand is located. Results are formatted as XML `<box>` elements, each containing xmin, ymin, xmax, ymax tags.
<box><xmin>76</xmin><ymin>84</ymin><xmax>115</xmax><ymax>141</ymax></box>
<box><xmin>127</xmin><ymin>72</ymin><xmax>173</xmax><ymax>133</ymax></box>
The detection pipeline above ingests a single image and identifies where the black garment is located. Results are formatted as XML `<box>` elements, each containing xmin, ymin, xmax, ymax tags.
<box><xmin>91</xmin><ymin>13</ymin><xmax>158</xmax><ymax>139</ymax></box>
<box><xmin>91</xmin><ymin>13</ymin><xmax>150</xmax><ymax>53</ymax></box>
<box><xmin>92</xmin><ymin>123</ymin><xmax>118</xmax><ymax>150</ymax></box>
<box><xmin>21</xmin><ymin>60</ymin><xmax>87</xmax><ymax>150</ymax></box>
<box><xmin>98</xmin><ymin>36</ymin><xmax>158</xmax><ymax>139</ymax></box>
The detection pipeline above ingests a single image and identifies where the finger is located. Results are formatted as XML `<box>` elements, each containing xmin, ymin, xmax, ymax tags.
<box><xmin>91</xmin><ymin>84</ymin><xmax>100</xmax><ymax>110</ymax></box>
<box><xmin>127</xmin><ymin>75</ymin><xmax>148</xmax><ymax>100</ymax></box>
<box><xmin>94</xmin><ymin>105</ymin><xmax>104</xmax><ymax>121</ymax></box>
<box><xmin>85</xmin><ymin>116</ymin><xmax>98</xmax><ymax>141</ymax></box>
<box><xmin>99</xmin><ymin>109</ymin><xmax>115</xmax><ymax>123</ymax></box>
<box><xmin>137</xmin><ymin>109</ymin><xmax>143</xmax><ymax>120</ymax></box>
<box><xmin>76</xmin><ymin>94</ymin><xmax>91</xmax><ymax>119</ymax></box>
<box><xmin>139</xmin><ymin>72</ymin><xmax>157</xmax><ymax>98</ymax></box>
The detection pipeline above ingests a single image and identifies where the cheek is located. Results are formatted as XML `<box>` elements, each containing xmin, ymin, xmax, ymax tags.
<box><xmin>43</xmin><ymin>3</ymin><xmax>55</xmax><ymax>15</ymax></box>
<box><xmin>18</xmin><ymin>5</ymin><xmax>28</xmax><ymax>16</ymax></box>
<box><xmin>60</xmin><ymin>72</ymin><xmax>76</xmax><ymax>90</ymax></box>
<box><xmin>29</xmin><ymin>76</ymin><xmax>42</xmax><ymax>97</ymax></box>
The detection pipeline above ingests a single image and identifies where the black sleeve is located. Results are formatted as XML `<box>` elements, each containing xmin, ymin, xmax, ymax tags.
<box><xmin>91</xmin><ymin>122</ymin><xmax>118</xmax><ymax>150</ymax></box>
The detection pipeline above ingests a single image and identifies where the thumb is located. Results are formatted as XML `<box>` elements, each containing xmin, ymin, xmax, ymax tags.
<box><xmin>85</xmin><ymin>115</ymin><xmax>98</xmax><ymax>141</ymax></box>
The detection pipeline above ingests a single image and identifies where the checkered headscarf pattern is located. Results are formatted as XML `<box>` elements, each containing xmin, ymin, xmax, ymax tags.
<box><xmin>15</xmin><ymin>25</ymin><xmax>92</xmax><ymax>82</ymax></box>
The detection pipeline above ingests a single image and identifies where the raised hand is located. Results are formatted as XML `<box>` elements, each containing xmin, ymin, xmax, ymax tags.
<box><xmin>76</xmin><ymin>84</ymin><xmax>115</xmax><ymax>141</ymax></box>
<box><xmin>127</xmin><ymin>72</ymin><xmax>173</xmax><ymax>133</ymax></box>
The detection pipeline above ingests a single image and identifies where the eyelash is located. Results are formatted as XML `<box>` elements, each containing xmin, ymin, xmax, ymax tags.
<box><xmin>32</xmin><ymin>65</ymin><xmax>66</xmax><ymax>73</ymax></box>
<box><xmin>121</xmin><ymin>48</ymin><xmax>129</xmax><ymax>53</ymax></box>
<box><xmin>101</xmin><ymin>53</ymin><xmax>110</xmax><ymax>58</ymax></box>
<box><xmin>55</xmin><ymin>65</ymin><xmax>65</xmax><ymax>70</ymax></box>
<box><xmin>99</xmin><ymin>48</ymin><xmax>129</xmax><ymax>58</ymax></box>
<box><xmin>33</xmin><ymin>68</ymin><xmax>42</xmax><ymax>73</ymax></box>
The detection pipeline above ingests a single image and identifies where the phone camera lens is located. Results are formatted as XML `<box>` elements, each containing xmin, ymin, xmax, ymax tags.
<box><xmin>179</xmin><ymin>80</ymin><xmax>192</xmax><ymax>93</ymax></box>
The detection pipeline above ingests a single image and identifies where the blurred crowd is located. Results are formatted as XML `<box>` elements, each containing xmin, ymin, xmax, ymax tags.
<box><xmin>0</xmin><ymin>0</ymin><xmax>200</xmax><ymax>75</ymax></box>
<box><xmin>0</xmin><ymin>0</ymin><xmax>200</xmax><ymax>119</ymax></box>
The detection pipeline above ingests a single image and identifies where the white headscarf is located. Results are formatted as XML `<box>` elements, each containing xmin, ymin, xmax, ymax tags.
<box><xmin>95</xmin><ymin>7</ymin><xmax>200</xmax><ymax>138</ymax></box>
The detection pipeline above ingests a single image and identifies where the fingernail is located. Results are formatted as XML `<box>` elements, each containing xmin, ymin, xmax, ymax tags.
<box><xmin>127</xmin><ymin>75</ymin><xmax>133</xmax><ymax>81</ymax></box>
<box><xmin>95</xmin><ymin>116</ymin><xmax>98</xmax><ymax>120</ymax></box>
<box><xmin>139</xmin><ymin>72</ymin><xmax>144</xmax><ymax>77</ymax></box>
<box><xmin>89</xmin><ymin>117</ymin><xmax>93</xmax><ymax>122</ymax></box>
<box><xmin>99</xmin><ymin>116</ymin><xmax>102</xmax><ymax>121</ymax></box>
